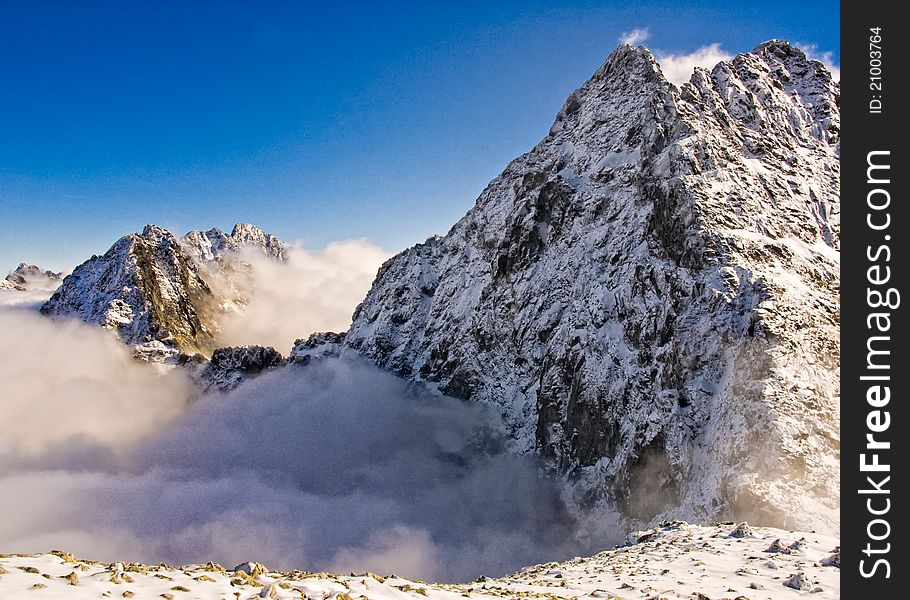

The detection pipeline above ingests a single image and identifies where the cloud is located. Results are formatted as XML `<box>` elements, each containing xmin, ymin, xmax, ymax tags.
<box><xmin>0</xmin><ymin>288</ymin><xmax>59</xmax><ymax>311</ymax></box>
<box><xmin>794</xmin><ymin>42</ymin><xmax>841</xmax><ymax>81</ymax></box>
<box><xmin>0</xmin><ymin>307</ymin><xmax>620</xmax><ymax>583</ymax></box>
<box><xmin>212</xmin><ymin>240</ymin><xmax>391</xmax><ymax>353</ymax></box>
<box><xmin>0</xmin><ymin>307</ymin><xmax>193</xmax><ymax>459</ymax></box>
<box><xmin>327</xmin><ymin>526</ymin><xmax>440</xmax><ymax>580</ymax></box>
<box><xmin>619</xmin><ymin>27</ymin><xmax>650</xmax><ymax>46</ymax></box>
<box><xmin>3</xmin><ymin>266</ymin><xmax>65</xmax><ymax>292</ymax></box>
<box><xmin>654</xmin><ymin>43</ymin><xmax>733</xmax><ymax>86</ymax></box>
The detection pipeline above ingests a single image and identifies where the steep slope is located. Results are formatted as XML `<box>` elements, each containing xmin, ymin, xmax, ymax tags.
<box><xmin>41</xmin><ymin>225</ymin><xmax>219</xmax><ymax>359</ymax></box>
<box><xmin>345</xmin><ymin>41</ymin><xmax>839</xmax><ymax>531</ymax></box>
<box><xmin>0</xmin><ymin>279</ymin><xmax>24</xmax><ymax>292</ymax></box>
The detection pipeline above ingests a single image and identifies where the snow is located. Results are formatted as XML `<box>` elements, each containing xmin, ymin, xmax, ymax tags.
<box><xmin>0</xmin><ymin>522</ymin><xmax>839</xmax><ymax>599</ymax></box>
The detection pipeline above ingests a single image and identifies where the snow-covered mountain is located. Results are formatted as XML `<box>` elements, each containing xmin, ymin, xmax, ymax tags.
<box><xmin>344</xmin><ymin>41</ymin><xmax>839</xmax><ymax>532</ymax></box>
<box><xmin>40</xmin><ymin>224</ymin><xmax>287</xmax><ymax>360</ymax></box>
<box><xmin>40</xmin><ymin>225</ymin><xmax>219</xmax><ymax>359</ymax></box>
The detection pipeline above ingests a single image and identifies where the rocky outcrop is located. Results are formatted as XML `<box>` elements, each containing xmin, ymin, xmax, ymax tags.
<box><xmin>197</xmin><ymin>345</ymin><xmax>286</xmax><ymax>391</ymax></box>
<box><xmin>345</xmin><ymin>42</ymin><xmax>839</xmax><ymax>531</ymax></box>
<box><xmin>0</xmin><ymin>278</ymin><xmax>24</xmax><ymax>291</ymax></box>
<box><xmin>288</xmin><ymin>332</ymin><xmax>346</xmax><ymax>365</ymax></box>
<box><xmin>41</xmin><ymin>225</ymin><xmax>219</xmax><ymax>359</ymax></box>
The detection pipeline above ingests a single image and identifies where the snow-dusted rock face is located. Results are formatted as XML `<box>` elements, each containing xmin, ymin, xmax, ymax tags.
<box><xmin>0</xmin><ymin>278</ymin><xmax>24</xmax><ymax>291</ymax></box>
<box><xmin>182</xmin><ymin>223</ymin><xmax>288</xmax><ymax>263</ymax></box>
<box><xmin>288</xmin><ymin>331</ymin><xmax>346</xmax><ymax>365</ymax></box>
<box><xmin>197</xmin><ymin>345</ymin><xmax>286</xmax><ymax>391</ymax></box>
<box><xmin>41</xmin><ymin>225</ymin><xmax>219</xmax><ymax>359</ymax></box>
<box><xmin>39</xmin><ymin>223</ymin><xmax>289</xmax><ymax>360</ymax></box>
<box><xmin>346</xmin><ymin>41</ymin><xmax>839</xmax><ymax>531</ymax></box>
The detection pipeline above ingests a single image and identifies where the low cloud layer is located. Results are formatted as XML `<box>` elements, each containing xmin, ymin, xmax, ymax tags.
<box><xmin>0</xmin><ymin>293</ymin><xmax>616</xmax><ymax>581</ymax></box>
<box><xmin>214</xmin><ymin>241</ymin><xmax>390</xmax><ymax>353</ymax></box>
<box><xmin>0</xmin><ymin>301</ymin><xmax>193</xmax><ymax>459</ymax></box>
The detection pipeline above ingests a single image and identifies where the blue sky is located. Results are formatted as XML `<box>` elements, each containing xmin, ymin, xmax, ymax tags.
<box><xmin>0</xmin><ymin>1</ymin><xmax>839</xmax><ymax>272</ymax></box>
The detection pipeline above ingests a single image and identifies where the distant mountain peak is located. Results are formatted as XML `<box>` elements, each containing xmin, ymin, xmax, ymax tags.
<box><xmin>182</xmin><ymin>222</ymin><xmax>287</xmax><ymax>263</ymax></box>
<box><xmin>4</xmin><ymin>262</ymin><xmax>63</xmax><ymax>291</ymax></box>
<box><xmin>41</xmin><ymin>223</ymin><xmax>288</xmax><ymax>360</ymax></box>
<box><xmin>41</xmin><ymin>225</ymin><xmax>217</xmax><ymax>359</ymax></box>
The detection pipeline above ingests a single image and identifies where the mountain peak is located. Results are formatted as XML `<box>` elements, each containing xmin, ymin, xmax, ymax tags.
<box><xmin>547</xmin><ymin>42</ymin><xmax>673</xmax><ymax>145</ymax></box>
<box><xmin>751</xmin><ymin>38</ymin><xmax>799</xmax><ymax>56</ymax></box>
<box><xmin>604</xmin><ymin>42</ymin><xmax>661</xmax><ymax>70</ymax></box>
<box><xmin>4</xmin><ymin>263</ymin><xmax>63</xmax><ymax>291</ymax></box>
<box><xmin>42</xmin><ymin>224</ymin><xmax>218</xmax><ymax>359</ymax></box>
<box><xmin>140</xmin><ymin>223</ymin><xmax>172</xmax><ymax>239</ymax></box>
<box><xmin>42</xmin><ymin>222</ymin><xmax>289</xmax><ymax>360</ymax></box>
<box><xmin>346</xmin><ymin>38</ymin><xmax>839</xmax><ymax>531</ymax></box>
<box><xmin>583</xmin><ymin>42</ymin><xmax>666</xmax><ymax>93</ymax></box>
<box><xmin>230</xmin><ymin>222</ymin><xmax>265</xmax><ymax>237</ymax></box>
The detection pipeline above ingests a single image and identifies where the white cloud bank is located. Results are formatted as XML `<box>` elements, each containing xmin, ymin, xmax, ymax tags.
<box><xmin>0</xmin><ymin>352</ymin><xmax>616</xmax><ymax>581</ymax></box>
<box><xmin>0</xmin><ymin>305</ymin><xmax>193</xmax><ymax>458</ymax></box>
<box><xmin>214</xmin><ymin>240</ymin><xmax>391</xmax><ymax>353</ymax></box>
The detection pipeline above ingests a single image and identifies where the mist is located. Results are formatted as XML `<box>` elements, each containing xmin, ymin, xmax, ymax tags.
<box><xmin>0</xmin><ymin>292</ymin><xmax>617</xmax><ymax>582</ymax></box>
<box><xmin>0</xmin><ymin>299</ymin><xmax>193</xmax><ymax>459</ymax></box>
<box><xmin>214</xmin><ymin>240</ymin><xmax>390</xmax><ymax>353</ymax></box>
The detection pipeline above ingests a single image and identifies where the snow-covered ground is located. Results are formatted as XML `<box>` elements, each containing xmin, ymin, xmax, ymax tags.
<box><xmin>0</xmin><ymin>522</ymin><xmax>839</xmax><ymax>599</ymax></box>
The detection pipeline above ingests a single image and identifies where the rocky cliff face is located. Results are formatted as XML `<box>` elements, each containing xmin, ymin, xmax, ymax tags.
<box><xmin>345</xmin><ymin>41</ymin><xmax>839</xmax><ymax>531</ymax></box>
<box><xmin>196</xmin><ymin>345</ymin><xmax>286</xmax><ymax>391</ymax></box>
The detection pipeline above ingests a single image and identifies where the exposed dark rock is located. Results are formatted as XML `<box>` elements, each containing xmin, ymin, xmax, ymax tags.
<box><xmin>197</xmin><ymin>345</ymin><xmax>286</xmax><ymax>391</ymax></box>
